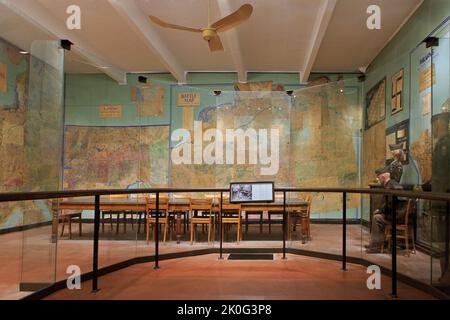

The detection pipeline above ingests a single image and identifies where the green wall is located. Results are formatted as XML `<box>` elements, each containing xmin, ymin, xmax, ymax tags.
<box><xmin>364</xmin><ymin>0</ymin><xmax>450</xmax><ymax>185</ymax></box>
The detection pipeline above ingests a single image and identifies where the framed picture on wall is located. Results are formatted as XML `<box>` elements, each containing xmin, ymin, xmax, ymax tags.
<box><xmin>365</xmin><ymin>78</ymin><xmax>386</xmax><ymax>129</ymax></box>
<box><xmin>385</xmin><ymin>119</ymin><xmax>409</xmax><ymax>165</ymax></box>
<box><xmin>391</xmin><ymin>69</ymin><xmax>404</xmax><ymax>114</ymax></box>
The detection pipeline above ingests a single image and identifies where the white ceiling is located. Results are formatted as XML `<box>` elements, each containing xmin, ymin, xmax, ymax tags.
<box><xmin>0</xmin><ymin>0</ymin><xmax>423</xmax><ymax>83</ymax></box>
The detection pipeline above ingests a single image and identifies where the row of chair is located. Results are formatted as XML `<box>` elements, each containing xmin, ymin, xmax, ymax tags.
<box><xmin>145</xmin><ymin>197</ymin><xmax>243</xmax><ymax>244</ymax></box>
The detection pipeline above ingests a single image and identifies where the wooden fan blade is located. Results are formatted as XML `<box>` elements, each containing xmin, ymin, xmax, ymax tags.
<box><xmin>208</xmin><ymin>36</ymin><xmax>224</xmax><ymax>52</ymax></box>
<box><xmin>211</xmin><ymin>4</ymin><xmax>253</xmax><ymax>32</ymax></box>
<box><xmin>149</xmin><ymin>16</ymin><xmax>202</xmax><ymax>33</ymax></box>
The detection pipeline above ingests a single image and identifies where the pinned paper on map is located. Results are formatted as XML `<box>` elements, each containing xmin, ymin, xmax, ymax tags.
<box><xmin>0</xmin><ymin>63</ymin><xmax>7</xmax><ymax>92</ymax></box>
<box><xmin>419</xmin><ymin>64</ymin><xmax>436</xmax><ymax>92</ymax></box>
<box><xmin>421</xmin><ymin>92</ymin><xmax>432</xmax><ymax>115</ymax></box>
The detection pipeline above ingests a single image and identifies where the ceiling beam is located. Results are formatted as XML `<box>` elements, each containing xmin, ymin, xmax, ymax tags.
<box><xmin>108</xmin><ymin>0</ymin><xmax>186</xmax><ymax>84</ymax></box>
<box><xmin>300</xmin><ymin>0</ymin><xmax>337</xmax><ymax>84</ymax></box>
<box><xmin>216</xmin><ymin>0</ymin><xmax>246</xmax><ymax>83</ymax></box>
<box><xmin>0</xmin><ymin>0</ymin><xmax>127</xmax><ymax>84</ymax></box>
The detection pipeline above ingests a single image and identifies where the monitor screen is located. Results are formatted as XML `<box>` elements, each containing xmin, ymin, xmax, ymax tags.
<box><xmin>229</xmin><ymin>182</ymin><xmax>274</xmax><ymax>203</ymax></box>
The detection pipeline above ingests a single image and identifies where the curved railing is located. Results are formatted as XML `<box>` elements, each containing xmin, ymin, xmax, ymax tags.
<box><xmin>1</xmin><ymin>187</ymin><xmax>449</xmax><ymax>299</ymax></box>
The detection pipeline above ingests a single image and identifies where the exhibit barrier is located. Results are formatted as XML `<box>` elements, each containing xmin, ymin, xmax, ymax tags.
<box><xmin>0</xmin><ymin>187</ymin><xmax>449</xmax><ymax>299</ymax></box>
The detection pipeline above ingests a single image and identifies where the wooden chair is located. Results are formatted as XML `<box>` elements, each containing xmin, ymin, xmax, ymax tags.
<box><xmin>145</xmin><ymin>196</ymin><xmax>171</xmax><ymax>243</ymax></box>
<box><xmin>381</xmin><ymin>198</ymin><xmax>417</xmax><ymax>256</ymax></box>
<box><xmin>288</xmin><ymin>195</ymin><xmax>312</xmax><ymax>241</ymax></box>
<box><xmin>220</xmin><ymin>200</ymin><xmax>242</xmax><ymax>244</ymax></box>
<box><xmin>60</xmin><ymin>210</ymin><xmax>82</xmax><ymax>239</ymax></box>
<box><xmin>102</xmin><ymin>194</ymin><xmax>128</xmax><ymax>234</ymax></box>
<box><xmin>190</xmin><ymin>198</ymin><xmax>213</xmax><ymax>244</ymax></box>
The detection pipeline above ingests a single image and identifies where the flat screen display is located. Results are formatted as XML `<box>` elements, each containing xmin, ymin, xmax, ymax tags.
<box><xmin>229</xmin><ymin>182</ymin><xmax>274</xmax><ymax>203</ymax></box>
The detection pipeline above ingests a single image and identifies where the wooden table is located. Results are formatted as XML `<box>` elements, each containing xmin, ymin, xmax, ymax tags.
<box><xmin>58</xmin><ymin>198</ymin><xmax>309</xmax><ymax>243</ymax></box>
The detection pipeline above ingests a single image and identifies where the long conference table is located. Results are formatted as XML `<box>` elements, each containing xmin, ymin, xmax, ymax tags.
<box><xmin>58</xmin><ymin>197</ymin><xmax>309</xmax><ymax>243</ymax></box>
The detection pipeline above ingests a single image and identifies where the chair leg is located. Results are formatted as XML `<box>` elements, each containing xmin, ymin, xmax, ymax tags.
<box><xmin>79</xmin><ymin>216</ymin><xmax>82</xmax><ymax>237</ymax></box>
<box><xmin>163</xmin><ymin>222</ymin><xmax>167</xmax><ymax>243</ymax></box>
<box><xmin>190</xmin><ymin>222</ymin><xmax>194</xmax><ymax>245</ymax></box>
<box><xmin>146</xmin><ymin>222</ymin><xmax>150</xmax><ymax>244</ymax></box>
<box><xmin>237</xmin><ymin>223</ymin><xmax>240</xmax><ymax>244</ymax></box>
<box><xmin>405</xmin><ymin>228</ymin><xmax>410</xmax><ymax>257</ymax></box>
<box><xmin>411</xmin><ymin>228</ymin><xmax>416</xmax><ymax>253</ymax></box>
<box><xmin>268</xmin><ymin>213</ymin><xmax>271</xmax><ymax>234</ymax></box>
<box><xmin>208</xmin><ymin>223</ymin><xmax>212</xmax><ymax>244</ymax></box>
<box><xmin>60</xmin><ymin>218</ymin><xmax>66</xmax><ymax>237</ymax></box>
<box><xmin>68</xmin><ymin>218</ymin><xmax>72</xmax><ymax>240</ymax></box>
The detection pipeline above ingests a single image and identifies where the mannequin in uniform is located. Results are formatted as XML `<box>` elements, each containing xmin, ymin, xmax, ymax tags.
<box><xmin>366</xmin><ymin>167</ymin><xmax>404</xmax><ymax>253</ymax></box>
<box><xmin>388</xmin><ymin>143</ymin><xmax>404</xmax><ymax>183</ymax></box>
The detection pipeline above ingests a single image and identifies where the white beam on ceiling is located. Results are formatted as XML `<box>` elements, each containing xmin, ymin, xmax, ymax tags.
<box><xmin>108</xmin><ymin>0</ymin><xmax>186</xmax><ymax>84</ymax></box>
<box><xmin>0</xmin><ymin>0</ymin><xmax>127</xmax><ymax>84</ymax></box>
<box><xmin>300</xmin><ymin>0</ymin><xmax>337</xmax><ymax>84</ymax></box>
<box><xmin>216</xmin><ymin>0</ymin><xmax>247</xmax><ymax>83</ymax></box>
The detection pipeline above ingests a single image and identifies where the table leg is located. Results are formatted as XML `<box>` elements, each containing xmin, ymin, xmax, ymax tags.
<box><xmin>177</xmin><ymin>211</ymin><xmax>182</xmax><ymax>244</ymax></box>
<box><xmin>301</xmin><ymin>214</ymin><xmax>308</xmax><ymax>244</ymax></box>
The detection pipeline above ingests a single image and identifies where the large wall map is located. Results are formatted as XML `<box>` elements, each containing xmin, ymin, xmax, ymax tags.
<box><xmin>0</xmin><ymin>40</ymin><xmax>63</xmax><ymax>230</ymax></box>
<box><xmin>63</xmin><ymin>125</ymin><xmax>169</xmax><ymax>189</ymax></box>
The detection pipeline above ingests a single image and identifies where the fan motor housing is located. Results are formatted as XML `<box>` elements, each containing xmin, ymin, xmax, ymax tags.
<box><xmin>202</xmin><ymin>28</ymin><xmax>217</xmax><ymax>41</ymax></box>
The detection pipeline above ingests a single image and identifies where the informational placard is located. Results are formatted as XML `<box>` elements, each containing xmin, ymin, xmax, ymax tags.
<box><xmin>229</xmin><ymin>181</ymin><xmax>274</xmax><ymax>203</ymax></box>
<box><xmin>177</xmin><ymin>92</ymin><xmax>201</xmax><ymax>106</ymax></box>
<box><xmin>99</xmin><ymin>105</ymin><xmax>122</xmax><ymax>118</ymax></box>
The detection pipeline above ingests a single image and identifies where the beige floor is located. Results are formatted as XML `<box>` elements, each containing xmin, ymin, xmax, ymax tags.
<box><xmin>0</xmin><ymin>222</ymin><xmax>443</xmax><ymax>299</ymax></box>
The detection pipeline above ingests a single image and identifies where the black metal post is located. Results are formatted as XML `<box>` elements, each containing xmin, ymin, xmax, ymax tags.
<box><xmin>283</xmin><ymin>191</ymin><xmax>286</xmax><ymax>260</ymax></box>
<box><xmin>219</xmin><ymin>192</ymin><xmax>223</xmax><ymax>260</ymax></box>
<box><xmin>342</xmin><ymin>192</ymin><xmax>347</xmax><ymax>271</ymax></box>
<box><xmin>445</xmin><ymin>201</ymin><xmax>450</xmax><ymax>272</ymax></box>
<box><xmin>92</xmin><ymin>195</ymin><xmax>100</xmax><ymax>292</ymax></box>
<box><xmin>154</xmin><ymin>192</ymin><xmax>159</xmax><ymax>269</ymax></box>
<box><xmin>391</xmin><ymin>196</ymin><xmax>398</xmax><ymax>298</ymax></box>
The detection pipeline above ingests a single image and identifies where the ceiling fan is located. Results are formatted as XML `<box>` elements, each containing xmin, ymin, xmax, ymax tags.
<box><xmin>149</xmin><ymin>1</ymin><xmax>253</xmax><ymax>52</ymax></box>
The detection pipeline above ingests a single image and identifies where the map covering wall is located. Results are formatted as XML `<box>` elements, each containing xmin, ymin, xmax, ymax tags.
<box><xmin>0</xmin><ymin>40</ymin><xmax>64</xmax><ymax>230</ymax></box>
<box><xmin>64</xmin><ymin>126</ymin><xmax>169</xmax><ymax>189</ymax></box>
<box><xmin>291</xmin><ymin>79</ymin><xmax>362</xmax><ymax>214</ymax></box>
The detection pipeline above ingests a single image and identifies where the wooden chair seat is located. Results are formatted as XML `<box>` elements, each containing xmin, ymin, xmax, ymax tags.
<box><xmin>288</xmin><ymin>194</ymin><xmax>312</xmax><ymax>242</ymax></box>
<box><xmin>145</xmin><ymin>196</ymin><xmax>171</xmax><ymax>243</ymax></box>
<box><xmin>59</xmin><ymin>211</ymin><xmax>82</xmax><ymax>239</ymax></box>
<box><xmin>381</xmin><ymin>199</ymin><xmax>417</xmax><ymax>256</ymax></box>
<box><xmin>190</xmin><ymin>198</ymin><xmax>213</xmax><ymax>244</ymax></box>
<box><xmin>220</xmin><ymin>202</ymin><xmax>241</xmax><ymax>244</ymax></box>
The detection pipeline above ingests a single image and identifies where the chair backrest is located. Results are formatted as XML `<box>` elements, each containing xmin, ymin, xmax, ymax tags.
<box><xmin>403</xmin><ymin>199</ymin><xmax>417</xmax><ymax>225</ymax></box>
<box><xmin>220</xmin><ymin>200</ymin><xmax>241</xmax><ymax>212</ymax></box>
<box><xmin>190</xmin><ymin>198</ymin><xmax>213</xmax><ymax>214</ymax></box>
<box><xmin>145</xmin><ymin>196</ymin><xmax>169</xmax><ymax>212</ymax></box>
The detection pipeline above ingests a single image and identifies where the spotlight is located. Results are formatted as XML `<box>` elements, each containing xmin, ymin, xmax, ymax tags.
<box><xmin>60</xmin><ymin>39</ymin><xmax>73</xmax><ymax>51</ymax></box>
<box><xmin>19</xmin><ymin>50</ymin><xmax>29</xmax><ymax>55</ymax></box>
<box><xmin>358</xmin><ymin>75</ymin><xmax>366</xmax><ymax>82</ymax></box>
<box><xmin>213</xmin><ymin>90</ymin><xmax>222</xmax><ymax>96</ymax></box>
<box><xmin>424</xmin><ymin>37</ymin><xmax>439</xmax><ymax>48</ymax></box>
<box><xmin>138</xmin><ymin>76</ymin><xmax>147</xmax><ymax>84</ymax></box>
<box><xmin>286</xmin><ymin>90</ymin><xmax>294</xmax><ymax>96</ymax></box>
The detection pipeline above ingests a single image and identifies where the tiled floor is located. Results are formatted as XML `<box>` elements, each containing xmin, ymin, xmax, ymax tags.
<box><xmin>45</xmin><ymin>254</ymin><xmax>434</xmax><ymax>300</ymax></box>
<box><xmin>0</xmin><ymin>222</ymin><xmax>445</xmax><ymax>299</ymax></box>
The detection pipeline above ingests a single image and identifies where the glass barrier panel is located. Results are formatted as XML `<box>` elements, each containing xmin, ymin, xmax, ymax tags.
<box><xmin>20</xmin><ymin>40</ymin><xmax>64</xmax><ymax>294</ymax></box>
<box><xmin>55</xmin><ymin>197</ymin><xmax>93</xmax><ymax>284</ymax></box>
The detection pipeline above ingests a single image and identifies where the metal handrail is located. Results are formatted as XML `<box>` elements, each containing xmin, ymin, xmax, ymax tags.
<box><xmin>4</xmin><ymin>186</ymin><xmax>449</xmax><ymax>298</ymax></box>
<box><xmin>1</xmin><ymin>186</ymin><xmax>450</xmax><ymax>202</ymax></box>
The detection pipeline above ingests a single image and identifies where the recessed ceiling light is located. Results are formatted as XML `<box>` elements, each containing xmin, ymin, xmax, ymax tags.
<box><xmin>19</xmin><ymin>50</ymin><xmax>29</xmax><ymax>54</ymax></box>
